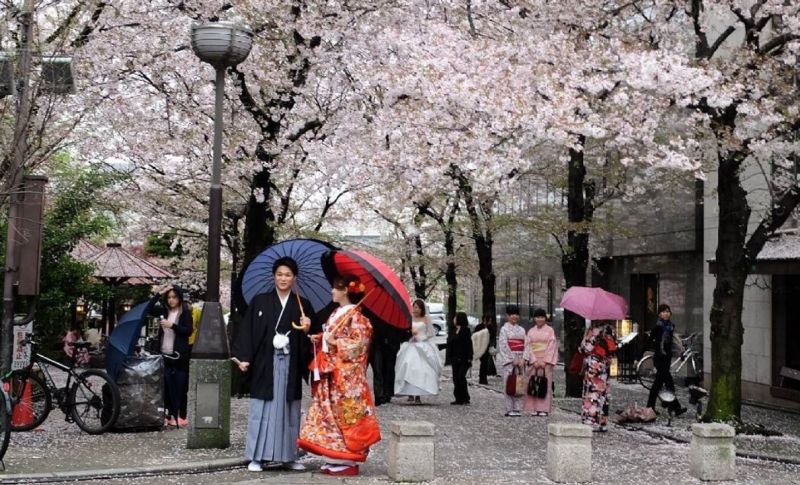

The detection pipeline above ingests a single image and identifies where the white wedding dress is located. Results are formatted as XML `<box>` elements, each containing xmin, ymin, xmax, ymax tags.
<box><xmin>394</xmin><ymin>319</ymin><xmax>443</xmax><ymax>396</ymax></box>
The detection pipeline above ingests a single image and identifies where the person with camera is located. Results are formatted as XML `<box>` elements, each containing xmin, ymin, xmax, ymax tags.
<box><xmin>152</xmin><ymin>285</ymin><xmax>193</xmax><ymax>428</ymax></box>
<box><xmin>643</xmin><ymin>303</ymin><xmax>687</xmax><ymax>417</ymax></box>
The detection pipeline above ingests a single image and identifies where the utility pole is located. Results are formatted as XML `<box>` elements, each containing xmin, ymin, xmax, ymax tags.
<box><xmin>1</xmin><ymin>0</ymin><xmax>35</xmax><ymax>372</ymax></box>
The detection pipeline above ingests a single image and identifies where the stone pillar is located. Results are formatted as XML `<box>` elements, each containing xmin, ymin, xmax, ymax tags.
<box><xmin>546</xmin><ymin>423</ymin><xmax>592</xmax><ymax>483</ymax></box>
<box><xmin>186</xmin><ymin>301</ymin><xmax>231</xmax><ymax>449</ymax></box>
<box><xmin>186</xmin><ymin>358</ymin><xmax>231</xmax><ymax>449</ymax></box>
<box><xmin>690</xmin><ymin>423</ymin><xmax>735</xmax><ymax>481</ymax></box>
<box><xmin>387</xmin><ymin>421</ymin><xmax>435</xmax><ymax>482</ymax></box>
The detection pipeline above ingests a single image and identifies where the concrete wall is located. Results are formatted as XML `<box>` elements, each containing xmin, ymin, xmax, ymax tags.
<box><xmin>600</xmin><ymin>253</ymin><xmax>704</xmax><ymax>337</ymax></box>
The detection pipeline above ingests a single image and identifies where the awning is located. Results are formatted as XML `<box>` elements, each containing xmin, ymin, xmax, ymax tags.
<box><xmin>708</xmin><ymin>230</ymin><xmax>800</xmax><ymax>275</ymax></box>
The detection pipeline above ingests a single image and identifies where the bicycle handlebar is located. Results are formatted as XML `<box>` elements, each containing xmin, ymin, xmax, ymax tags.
<box><xmin>12</xmin><ymin>301</ymin><xmax>37</xmax><ymax>326</ymax></box>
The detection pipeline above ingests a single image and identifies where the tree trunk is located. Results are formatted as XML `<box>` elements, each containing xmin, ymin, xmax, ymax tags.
<box><xmin>243</xmin><ymin>166</ymin><xmax>276</xmax><ymax>266</ymax></box>
<box><xmin>414</xmin><ymin>201</ymin><xmax>459</xmax><ymax>366</ymax></box>
<box><xmin>444</xmin><ymin>229</ymin><xmax>458</xmax><ymax>337</ymax></box>
<box><xmin>706</xmin><ymin>153</ymin><xmax>749</xmax><ymax>420</ymax></box>
<box><xmin>475</xmin><ymin>233</ymin><xmax>496</xmax><ymax>319</ymax></box>
<box><xmin>561</xmin><ymin>135</ymin><xmax>594</xmax><ymax>398</ymax></box>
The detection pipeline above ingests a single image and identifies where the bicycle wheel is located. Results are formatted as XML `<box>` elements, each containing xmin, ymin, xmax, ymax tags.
<box><xmin>689</xmin><ymin>353</ymin><xmax>704</xmax><ymax>386</ymax></box>
<box><xmin>0</xmin><ymin>393</ymin><xmax>10</xmax><ymax>462</ymax></box>
<box><xmin>69</xmin><ymin>369</ymin><xmax>120</xmax><ymax>435</ymax></box>
<box><xmin>7</xmin><ymin>370</ymin><xmax>51</xmax><ymax>431</ymax></box>
<box><xmin>636</xmin><ymin>354</ymin><xmax>656</xmax><ymax>390</ymax></box>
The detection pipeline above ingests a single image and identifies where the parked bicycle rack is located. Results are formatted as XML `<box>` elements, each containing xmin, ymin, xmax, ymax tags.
<box><xmin>615</xmin><ymin>333</ymin><xmax>640</xmax><ymax>383</ymax></box>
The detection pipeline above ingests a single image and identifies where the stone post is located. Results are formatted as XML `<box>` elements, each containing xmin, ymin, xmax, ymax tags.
<box><xmin>690</xmin><ymin>423</ymin><xmax>735</xmax><ymax>481</ymax></box>
<box><xmin>387</xmin><ymin>421</ymin><xmax>435</xmax><ymax>482</ymax></box>
<box><xmin>546</xmin><ymin>423</ymin><xmax>592</xmax><ymax>483</ymax></box>
<box><xmin>186</xmin><ymin>301</ymin><xmax>231</xmax><ymax>449</ymax></box>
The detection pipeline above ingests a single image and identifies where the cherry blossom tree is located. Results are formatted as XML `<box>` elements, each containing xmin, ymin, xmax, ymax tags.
<box><xmin>656</xmin><ymin>0</ymin><xmax>799</xmax><ymax>421</ymax></box>
<box><xmin>67</xmin><ymin>1</ymin><xmax>399</xmax><ymax>282</ymax></box>
<box><xmin>543</xmin><ymin>0</ymin><xmax>800</xmax><ymax>417</ymax></box>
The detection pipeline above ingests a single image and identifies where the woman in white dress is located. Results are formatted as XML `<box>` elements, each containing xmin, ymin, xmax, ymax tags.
<box><xmin>394</xmin><ymin>299</ymin><xmax>442</xmax><ymax>404</ymax></box>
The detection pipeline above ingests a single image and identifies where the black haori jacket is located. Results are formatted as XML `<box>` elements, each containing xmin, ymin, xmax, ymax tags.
<box><xmin>232</xmin><ymin>290</ymin><xmax>321</xmax><ymax>402</ymax></box>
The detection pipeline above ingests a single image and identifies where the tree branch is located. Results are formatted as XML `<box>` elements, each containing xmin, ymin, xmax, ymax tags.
<box><xmin>759</xmin><ymin>33</ymin><xmax>800</xmax><ymax>55</ymax></box>
<box><xmin>744</xmin><ymin>185</ymin><xmax>800</xmax><ymax>262</ymax></box>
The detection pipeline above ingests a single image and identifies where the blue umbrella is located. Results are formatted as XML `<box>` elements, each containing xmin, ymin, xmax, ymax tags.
<box><xmin>241</xmin><ymin>238</ymin><xmax>336</xmax><ymax>313</ymax></box>
<box><xmin>106</xmin><ymin>299</ymin><xmax>156</xmax><ymax>380</ymax></box>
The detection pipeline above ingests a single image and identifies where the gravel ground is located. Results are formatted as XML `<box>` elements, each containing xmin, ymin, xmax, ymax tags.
<box><xmin>1</xmin><ymin>363</ymin><xmax>799</xmax><ymax>484</ymax></box>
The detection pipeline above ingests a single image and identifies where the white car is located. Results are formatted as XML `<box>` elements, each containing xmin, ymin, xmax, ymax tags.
<box><xmin>426</xmin><ymin>302</ymin><xmax>446</xmax><ymax>335</ymax></box>
<box><xmin>429</xmin><ymin>314</ymin><xmax>447</xmax><ymax>335</ymax></box>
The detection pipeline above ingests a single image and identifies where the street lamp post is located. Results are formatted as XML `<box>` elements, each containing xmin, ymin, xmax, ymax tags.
<box><xmin>1</xmin><ymin>0</ymin><xmax>35</xmax><ymax>373</ymax></box>
<box><xmin>188</xmin><ymin>21</ymin><xmax>252</xmax><ymax>449</ymax></box>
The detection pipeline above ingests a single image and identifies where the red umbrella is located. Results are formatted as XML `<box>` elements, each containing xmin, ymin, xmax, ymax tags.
<box><xmin>322</xmin><ymin>249</ymin><xmax>412</xmax><ymax>329</ymax></box>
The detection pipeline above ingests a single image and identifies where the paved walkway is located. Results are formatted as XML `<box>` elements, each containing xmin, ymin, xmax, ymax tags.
<box><xmin>1</xmin><ymin>363</ymin><xmax>799</xmax><ymax>484</ymax></box>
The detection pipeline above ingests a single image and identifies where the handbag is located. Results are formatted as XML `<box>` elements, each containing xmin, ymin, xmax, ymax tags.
<box><xmin>567</xmin><ymin>351</ymin><xmax>584</xmax><ymax>375</ymax></box>
<box><xmin>505</xmin><ymin>366</ymin><xmax>525</xmax><ymax>397</ymax></box>
<box><xmin>527</xmin><ymin>367</ymin><xmax>548</xmax><ymax>398</ymax></box>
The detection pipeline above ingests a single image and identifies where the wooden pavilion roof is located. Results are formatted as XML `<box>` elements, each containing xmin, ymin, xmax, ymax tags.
<box><xmin>85</xmin><ymin>243</ymin><xmax>174</xmax><ymax>283</ymax></box>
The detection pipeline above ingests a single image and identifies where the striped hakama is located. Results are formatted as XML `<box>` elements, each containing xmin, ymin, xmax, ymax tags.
<box><xmin>245</xmin><ymin>352</ymin><xmax>301</xmax><ymax>463</ymax></box>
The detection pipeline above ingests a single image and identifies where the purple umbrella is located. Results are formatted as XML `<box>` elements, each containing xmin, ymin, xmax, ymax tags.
<box><xmin>559</xmin><ymin>286</ymin><xmax>628</xmax><ymax>320</ymax></box>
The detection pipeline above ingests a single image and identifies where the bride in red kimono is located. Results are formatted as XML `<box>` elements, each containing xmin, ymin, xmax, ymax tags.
<box><xmin>298</xmin><ymin>274</ymin><xmax>380</xmax><ymax>476</ymax></box>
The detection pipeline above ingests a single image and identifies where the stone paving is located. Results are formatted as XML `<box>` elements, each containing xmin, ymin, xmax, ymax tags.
<box><xmin>0</xmin><ymin>364</ymin><xmax>799</xmax><ymax>484</ymax></box>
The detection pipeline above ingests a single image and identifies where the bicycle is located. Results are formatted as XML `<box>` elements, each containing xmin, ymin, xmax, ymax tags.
<box><xmin>636</xmin><ymin>332</ymin><xmax>703</xmax><ymax>390</ymax></box>
<box><xmin>3</xmin><ymin>334</ymin><xmax>121</xmax><ymax>434</ymax></box>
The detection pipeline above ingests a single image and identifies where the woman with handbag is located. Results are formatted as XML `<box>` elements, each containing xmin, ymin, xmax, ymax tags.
<box><xmin>298</xmin><ymin>275</ymin><xmax>379</xmax><ymax>477</ymax></box>
<box><xmin>524</xmin><ymin>308</ymin><xmax>558</xmax><ymax>416</ymax></box>
<box><xmin>579</xmin><ymin>320</ymin><xmax>617</xmax><ymax>432</ymax></box>
<box><xmin>498</xmin><ymin>305</ymin><xmax>526</xmax><ymax>417</ymax></box>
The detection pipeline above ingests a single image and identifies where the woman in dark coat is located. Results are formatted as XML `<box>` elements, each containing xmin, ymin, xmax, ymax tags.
<box><xmin>448</xmin><ymin>312</ymin><xmax>473</xmax><ymax>405</ymax></box>
<box><xmin>151</xmin><ymin>285</ymin><xmax>193</xmax><ymax>427</ymax></box>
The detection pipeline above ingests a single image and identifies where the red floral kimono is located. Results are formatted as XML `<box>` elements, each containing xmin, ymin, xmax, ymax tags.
<box><xmin>298</xmin><ymin>306</ymin><xmax>380</xmax><ymax>462</ymax></box>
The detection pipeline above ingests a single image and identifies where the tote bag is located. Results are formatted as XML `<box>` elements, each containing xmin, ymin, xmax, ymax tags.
<box><xmin>505</xmin><ymin>366</ymin><xmax>526</xmax><ymax>397</ymax></box>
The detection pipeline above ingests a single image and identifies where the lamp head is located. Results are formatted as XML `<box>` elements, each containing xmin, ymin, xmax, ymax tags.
<box><xmin>190</xmin><ymin>21</ymin><xmax>253</xmax><ymax>68</ymax></box>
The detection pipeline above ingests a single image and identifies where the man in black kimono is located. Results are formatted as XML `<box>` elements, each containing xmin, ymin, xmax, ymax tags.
<box><xmin>231</xmin><ymin>256</ymin><xmax>322</xmax><ymax>472</ymax></box>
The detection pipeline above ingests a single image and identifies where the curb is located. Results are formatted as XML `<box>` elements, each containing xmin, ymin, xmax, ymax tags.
<box><xmin>0</xmin><ymin>457</ymin><xmax>249</xmax><ymax>484</ymax></box>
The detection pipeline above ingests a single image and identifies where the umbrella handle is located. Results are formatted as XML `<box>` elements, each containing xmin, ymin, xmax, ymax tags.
<box><xmin>293</xmin><ymin>286</ymin><xmax>306</xmax><ymax>318</ymax></box>
<box><xmin>290</xmin><ymin>286</ymin><xmax>308</xmax><ymax>330</ymax></box>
